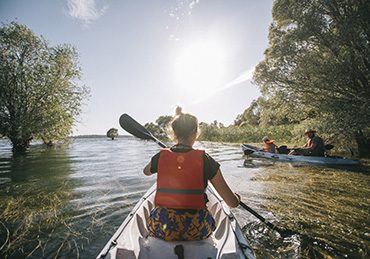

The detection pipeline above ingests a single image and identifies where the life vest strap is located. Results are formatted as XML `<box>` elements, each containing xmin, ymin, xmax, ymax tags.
<box><xmin>157</xmin><ymin>188</ymin><xmax>204</xmax><ymax>195</ymax></box>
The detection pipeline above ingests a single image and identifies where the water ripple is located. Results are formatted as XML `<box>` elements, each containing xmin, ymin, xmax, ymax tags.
<box><xmin>0</xmin><ymin>137</ymin><xmax>369</xmax><ymax>258</ymax></box>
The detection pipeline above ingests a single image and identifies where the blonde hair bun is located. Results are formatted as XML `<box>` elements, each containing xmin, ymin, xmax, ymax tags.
<box><xmin>169</xmin><ymin>106</ymin><xmax>199</xmax><ymax>141</ymax></box>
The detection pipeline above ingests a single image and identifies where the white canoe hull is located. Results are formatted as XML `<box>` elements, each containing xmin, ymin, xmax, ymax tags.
<box><xmin>241</xmin><ymin>144</ymin><xmax>360</xmax><ymax>166</ymax></box>
<box><xmin>97</xmin><ymin>184</ymin><xmax>255</xmax><ymax>259</ymax></box>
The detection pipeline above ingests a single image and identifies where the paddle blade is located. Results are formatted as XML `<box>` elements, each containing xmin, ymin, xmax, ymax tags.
<box><xmin>119</xmin><ymin>114</ymin><xmax>154</xmax><ymax>140</ymax></box>
<box><xmin>325</xmin><ymin>144</ymin><xmax>334</xmax><ymax>150</ymax></box>
<box><xmin>243</xmin><ymin>149</ymin><xmax>255</xmax><ymax>155</ymax></box>
<box><xmin>119</xmin><ymin>113</ymin><xmax>167</xmax><ymax>148</ymax></box>
<box><xmin>241</xmin><ymin>144</ymin><xmax>256</xmax><ymax>155</ymax></box>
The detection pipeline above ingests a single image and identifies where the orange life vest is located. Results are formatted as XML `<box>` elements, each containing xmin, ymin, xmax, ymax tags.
<box><xmin>154</xmin><ymin>148</ymin><xmax>206</xmax><ymax>209</ymax></box>
<box><xmin>263</xmin><ymin>140</ymin><xmax>276</xmax><ymax>153</ymax></box>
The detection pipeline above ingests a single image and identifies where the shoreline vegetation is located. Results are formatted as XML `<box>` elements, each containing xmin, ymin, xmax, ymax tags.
<box><xmin>0</xmin><ymin>127</ymin><xmax>362</xmax><ymax>159</ymax></box>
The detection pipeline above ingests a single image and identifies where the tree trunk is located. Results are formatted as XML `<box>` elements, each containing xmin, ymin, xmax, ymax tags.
<box><xmin>11</xmin><ymin>138</ymin><xmax>31</xmax><ymax>153</ymax></box>
<box><xmin>355</xmin><ymin>130</ymin><xmax>370</xmax><ymax>158</ymax></box>
<box><xmin>41</xmin><ymin>137</ymin><xmax>54</xmax><ymax>146</ymax></box>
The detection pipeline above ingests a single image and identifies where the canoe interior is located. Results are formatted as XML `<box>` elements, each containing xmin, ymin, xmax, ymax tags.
<box><xmin>97</xmin><ymin>184</ymin><xmax>255</xmax><ymax>259</ymax></box>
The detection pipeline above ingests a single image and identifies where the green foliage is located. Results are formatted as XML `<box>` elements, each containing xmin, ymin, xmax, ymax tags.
<box><xmin>252</xmin><ymin>0</ymin><xmax>370</xmax><ymax>156</ymax></box>
<box><xmin>155</xmin><ymin>116</ymin><xmax>172</xmax><ymax>136</ymax></box>
<box><xmin>199</xmin><ymin>120</ymin><xmax>295</xmax><ymax>144</ymax></box>
<box><xmin>235</xmin><ymin>94</ymin><xmax>310</xmax><ymax>127</ymax></box>
<box><xmin>0</xmin><ymin>22</ymin><xmax>89</xmax><ymax>152</ymax></box>
<box><xmin>198</xmin><ymin>122</ymin><xmax>222</xmax><ymax>141</ymax></box>
<box><xmin>106</xmin><ymin>128</ymin><xmax>118</xmax><ymax>140</ymax></box>
<box><xmin>234</xmin><ymin>99</ymin><xmax>261</xmax><ymax>126</ymax></box>
<box><xmin>143</xmin><ymin>115</ymin><xmax>172</xmax><ymax>141</ymax></box>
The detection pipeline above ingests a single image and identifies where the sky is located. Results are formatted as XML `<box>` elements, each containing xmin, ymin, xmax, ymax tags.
<box><xmin>0</xmin><ymin>0</ymin><xmax>273</xmax><ymax>135</ymax></box>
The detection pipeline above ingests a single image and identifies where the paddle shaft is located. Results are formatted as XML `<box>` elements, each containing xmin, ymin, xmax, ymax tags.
<box><xmin>239</xmin><ymin>201</ymin><xmax>294</xmax><ymax>236</ymax></box>
<box><xmin>151</xmin><ymin>138</ymin><xmax>167</xmax><ymax>148</ymax></box>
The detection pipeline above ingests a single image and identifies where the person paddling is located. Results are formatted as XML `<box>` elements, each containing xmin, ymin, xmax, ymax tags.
<box><xmin>143</xmin><ymin>106</ymin><xmax>240</xmax><ymax>241</ymax></box>
<box><xmin>289</xmin><ymin>128</ymin><xmax>325</xmax><ymax>156</ymax></box>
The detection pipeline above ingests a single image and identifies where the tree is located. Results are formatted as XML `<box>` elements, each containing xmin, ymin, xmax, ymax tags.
<box><xmin>155</xmin><ymin>116</ymin><xmax>172</xmax><ymax>135</ymax></box>
<box><xmin>236</xmin><ymin>93</ymin><xmax>309</xmax><ymax>128</ymax></box>
<box><xmin>235</xmin><ymin>99</ymin><xmax>261</xmax><ymax>126</ymax></box>
<box><xmin>106</xmin><ymin>128</ymin><xmax>118</xmax><ymax>140</ymax></box>
<box><xmin>198</xmin><ymin>122</ymin><xmax>220</xmax><ymax>141</ymax></box>
<box><xmin>253</xmin><ymin>0</ymin><xmax>370</xmax><ymax>156</ymax></box>
<box><xmin>144</xmin><ymin>115</ymin><xmax>172</xmax><ymax>141</ymax></box>
<box><xmin>0</xmin><ymin>22</ymin><xmax>89</xmax><ymax>152</ymax></box>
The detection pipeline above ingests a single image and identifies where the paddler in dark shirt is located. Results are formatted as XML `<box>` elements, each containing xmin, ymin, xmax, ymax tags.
<box><xmin>289</xmin><ymin>129</ymin><xmax>325</xmax><ymax>156</ymax></box>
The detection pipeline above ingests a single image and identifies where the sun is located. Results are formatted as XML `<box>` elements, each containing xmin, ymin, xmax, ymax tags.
<box><xmin>174</xmin><ymin>40</ymin><xmax>227</xmax><ymax>98</ymax></box>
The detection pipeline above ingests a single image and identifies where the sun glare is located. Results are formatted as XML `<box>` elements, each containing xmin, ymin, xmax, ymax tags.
<box><xmin>174</xmin><ymin>40</ymin><xmax>227</xmax><ymax>98</ymax></box>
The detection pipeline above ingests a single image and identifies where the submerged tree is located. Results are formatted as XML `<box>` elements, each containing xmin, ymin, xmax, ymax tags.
<box><xmin>0</xmin><ymin>22</ymin><xmax>89</xmax><ymax>152</ymax></box>
<box><xmin>107</xmin><ymin>128</ymin><xmax>118</xmax><ymax>140</ymax></box>
<box><xmin>254</xmin><ymin>0</ymin><xmax>370</xmax><ymax>156</ymax></box>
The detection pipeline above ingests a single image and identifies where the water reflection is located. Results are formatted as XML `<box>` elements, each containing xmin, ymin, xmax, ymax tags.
<box><xmin>0</xmin><ymin>145</ymin><xmax>77</xmax><ymax>258</ymax></box>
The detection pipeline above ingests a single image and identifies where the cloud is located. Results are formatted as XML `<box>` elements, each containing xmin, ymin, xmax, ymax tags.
<box><xmin>193</xmin><ymin>67</ymin><xmax>255</xmax><ymax>104</ymax></box>
<box><xmin>166</xmin><ymin>0</ymin><xmax>201</xmax><ymax>40</ymax></box>
<box><xmin>67</xmin><ymin>0</ymin><xmax>108</xmax><ymax>26</ymax></box>
<box><xmin>221</xmin><ymin>68</ymin><xmax>254</xmax><ymax>91</ymax></box>
<box><xmin>189</xmin><ymin>0</ymin><xmax>200</xmax><ymax>9</ymax></box>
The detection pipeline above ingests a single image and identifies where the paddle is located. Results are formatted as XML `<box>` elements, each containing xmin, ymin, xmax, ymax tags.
<box><xmin>243</xmin><ymin>149</ymin><xmax>255</xmax><ymax>156</ymax></box>
<box><xmin>119</xmin><ymin>113</ymin><xmax>166</xmax><ymax>148</ymax></box>
<box><xmin>241</xmin><ymin>144</ymin><xmax>263</xmax><ymax>155</ymax></box>
<box><xmin>238</xmin><ymin>202</ymin><xmax>296</xmax><ymax>237</ymax></box>
<box><xmin>119</xmin><ymin>113</ymin><xmax>296</xmax><ymax>237</ymax></box>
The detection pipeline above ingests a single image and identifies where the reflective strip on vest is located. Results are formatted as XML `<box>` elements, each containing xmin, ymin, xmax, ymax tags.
<box><xmin>157</xmin><ymin>188</ymin><xmax>204</xmax><ymax>195</ymax></box>
<box><xmin>155</xmin><ymin>148</ymin><xmax>206</xmax><ymax>209</ymax></box>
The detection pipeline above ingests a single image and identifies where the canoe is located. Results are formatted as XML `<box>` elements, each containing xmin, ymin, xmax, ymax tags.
<box><xmin>97</xmin><ymin>183</ymin><xmax>255</xmax><ymax>259</ymax></box>
<box><xmin>241</xmin><ymin>144</ymin><xmax>360</xmax><ymax>166</ymax></box>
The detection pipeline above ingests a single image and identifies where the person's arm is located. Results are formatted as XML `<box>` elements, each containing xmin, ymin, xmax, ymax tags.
<box><xmin>306</xmin><ymin>143</ymin><xmax>316</xmax><ymax>151</ymax></box>
<box><xmin>210</xmin><ymin>169</ymin><xmax>240</xmax><ymax>208</ymax></box>
<box><xmin>303</xmin><ymin>140</ymin><xmax>316</xmax><ymax>151</ymax></box>
<box><xmin>143</xmin><ymin>152</ymin><xmax>160</xmax><ymax>176</ymax></box>
<box><xmin>143</xmin><ymin>162</ymin><xmax>152</xmax><ymax>176</ymax></box>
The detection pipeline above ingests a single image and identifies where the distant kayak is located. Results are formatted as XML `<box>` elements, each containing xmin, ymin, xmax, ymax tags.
<box><xmin>97</xmin><ymin>183</ymin><xmax>255</xmax><ymax>259</ymax></box>
<box><xmin>241</xmin><ymin>144</ymin><xmax>360</xmax><ymax>166</ymax></box>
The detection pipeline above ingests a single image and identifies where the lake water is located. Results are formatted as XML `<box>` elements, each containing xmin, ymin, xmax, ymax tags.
<box><xmin>0</xmin><ymin>137</ymin><xmax>369</xmax><ymax>258</ymax></box>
